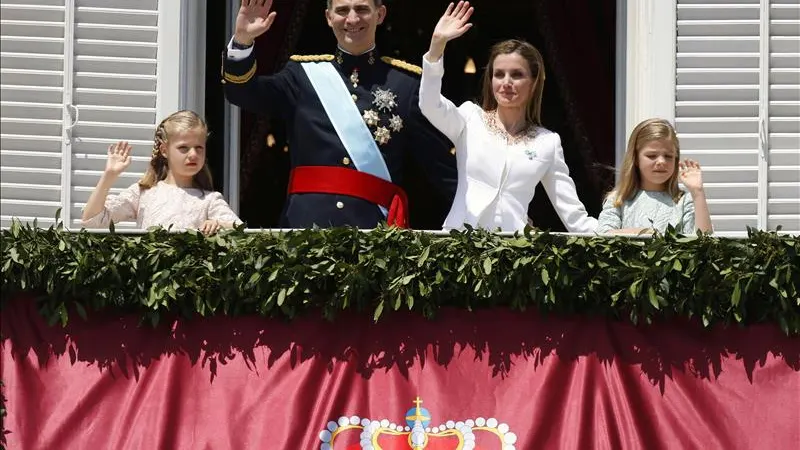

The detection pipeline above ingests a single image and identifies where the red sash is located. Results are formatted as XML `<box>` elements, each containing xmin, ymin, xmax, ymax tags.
<box><xmin>287</xmin><ymin>166</ymin><xmax>409</xmax><ymax>228</ymax></box>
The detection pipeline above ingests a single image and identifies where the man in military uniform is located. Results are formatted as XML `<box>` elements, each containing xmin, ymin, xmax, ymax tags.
<box><xmin>223</xmin><ymin>0</ymin><xmax>457</xmax><ymax>229</ymax></box>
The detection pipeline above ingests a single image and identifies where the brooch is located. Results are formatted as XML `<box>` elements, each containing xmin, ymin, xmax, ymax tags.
<box><xmin>524</xmin><ymin>148</ymin><xmax>537</xmax><ymax>160</ymax></box>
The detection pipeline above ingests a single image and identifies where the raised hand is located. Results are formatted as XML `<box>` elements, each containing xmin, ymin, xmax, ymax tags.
<box><xmin>234</xmin><ymin>0</ymin><xmax>277</xmax><ymax>45</ymax></box>
<box><xmin>105</xmin><ymin>141</ymin><xmax>132</xmax><ymax>176</ymax></box>
<box><xmin>427</xmin><ymin>2</ymin><xmax>474</xmax><ymax>62</ymax></box>
<box><xmin>679</xmin><ymin>159</ymin><xmax>704</xmax><ymax>193</ymax></box>
<box><xmin>432</xmin><ymin>1</ymin><xmax>474</xmax><ymax>44</ymax></box>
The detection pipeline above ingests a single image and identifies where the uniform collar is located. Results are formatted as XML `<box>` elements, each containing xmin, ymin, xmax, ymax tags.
<box><xmin>335</xmin><ymin>45</ymin><xmax>379</xmax><ymax>72</ymax></box>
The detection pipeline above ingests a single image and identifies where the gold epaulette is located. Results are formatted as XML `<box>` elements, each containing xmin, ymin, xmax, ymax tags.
<box><xmin>222</xmin><ymin>62</ymin><xmax>257</xmax><ymax>84</ymax></box>
<box><xmin>290</xmin><ymin>54</ymin><xmax>335</xmax><ymax>62</ymax></box>
<box><xmin>380</xmin><ymin>56</ymin><xmax>422</xmax><ymax>75</ymax></box>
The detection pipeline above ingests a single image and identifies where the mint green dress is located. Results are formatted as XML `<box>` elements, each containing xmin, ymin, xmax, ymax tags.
<box><xmin>596</xmin><ymin>190</ymin><xmax>695</xmax><ymax>234</ymax></box>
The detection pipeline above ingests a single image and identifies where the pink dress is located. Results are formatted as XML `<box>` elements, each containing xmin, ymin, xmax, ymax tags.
<box><xmin>82</xmin><ymin>181</ymin><xmax>241</xmax><ymax>230</ymax></box>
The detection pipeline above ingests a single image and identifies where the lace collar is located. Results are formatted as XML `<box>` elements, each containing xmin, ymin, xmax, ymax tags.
<box><xmin>482</xmin><ymin>109</ymin><xmax>539</xmax><ymax>146</ymax></box>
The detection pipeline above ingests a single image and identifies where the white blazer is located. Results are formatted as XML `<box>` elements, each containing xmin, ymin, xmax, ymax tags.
<box><xmin>419</xmin><ymin>54</ymin><xmax>598</xmax><ymax>233</ymax></box>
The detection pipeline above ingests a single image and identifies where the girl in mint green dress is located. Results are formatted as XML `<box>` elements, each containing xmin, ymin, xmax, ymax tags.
<box><xmin>597</xmin><ymin>118</ymin><xmax>712</xmax><ymax>235</ymax></box>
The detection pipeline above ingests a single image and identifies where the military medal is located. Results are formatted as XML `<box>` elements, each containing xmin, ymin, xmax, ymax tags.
<box><xmin>362</xmin><ymin>109</ymin><xmax>379</xmax><ymax>127</ymax></box>
<box><xmin>364</xmin><ymin>87</ymin><xmax>400</xmax><ymax>145</ymax></box>
<box><xmin>372</xmin><ymin>87</ymin><xmax>397</xmax><ymax>112</ymax></box>
<box><xmin>374</xmin><ymin>126</ymin><xmax>391</xmax><ymax>145</ymax></box>
<box><xmin>350</xmin><ymin>68</ymin><xmax>359</xmax><ymax>88</ymax></box>
<box><xmin>389</xmin><ymin>114</ymin><xmax>404</xmax><ymax>132</ymax></box>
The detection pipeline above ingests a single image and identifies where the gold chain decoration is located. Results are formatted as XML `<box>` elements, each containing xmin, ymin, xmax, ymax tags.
<box><xmin>289</xmin><ymin>54</ymin><xmax>335</xmax><ymax>62</ymax></box>
<box><xmin>380</xmin><ymin>56</ymin><xmax>422</xmax><ymax>75</ymax></box>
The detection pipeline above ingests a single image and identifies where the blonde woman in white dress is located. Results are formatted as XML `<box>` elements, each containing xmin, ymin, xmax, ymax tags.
<box><xmin>419</xmin><ymin>1</ymin><xmax>597</xmax><ymax>233</ymax></box>
<box><xmin>81</xmin><ymin>110</ymin><xmax>241</xmax><ymax>234</ymax></box>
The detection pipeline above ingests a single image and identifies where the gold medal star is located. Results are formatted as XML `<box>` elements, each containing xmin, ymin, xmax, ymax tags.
<box><xmin>362</xmin><ymin>109</ymin><xmax>380</xmax><ymax>127</ymax></box>
<box><xmin>374</xmin><ymin>126</ymin><xmax>391</xmax><ymax>145</ymax></box>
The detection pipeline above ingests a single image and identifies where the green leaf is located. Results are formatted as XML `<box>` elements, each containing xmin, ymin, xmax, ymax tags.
<box><xmin>541</xmin><ymin>268</ymin><xmax>549</xmax><ymax>286</ymax></box>
<box><xmin>731</xmin><ymin>282</ymin><xmax>742</xmax><ymax>306</ymax></box>
<box><xmin>628</xmin><ymin>279</ymin><xmax>641</xmax><ymax>298</ymax></box>
<box><xmin>648</xmin><ymin>286</ymin><xmax>660</xmax><ymax>310</ymax></box>
<box><xmin>417</xmin><ymin>247</ymin><xmax>430</xmax><ymax>267</ymax></box>
<box><xmin>277</xmin><ymin>288</ymin><xmax>286</xmax><ymax>306</ymax></box>
<box><xmin>9</xmin><ymin>248</ymin><xmax>19</xmax><ymax>263</ymax></box>
<box><xmin>373</xmin><ymin>300</ymin><xmax>385</xmax><ymax>322</ymax></box>
<box><xmin>483</xmin><ymin>258</ymin><xmax>493</xmax><ymax>275</ymax></box>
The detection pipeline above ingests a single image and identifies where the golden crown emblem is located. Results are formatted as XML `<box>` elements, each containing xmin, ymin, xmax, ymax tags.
<box><xmin>318</xmin><ymin>397</ymin><xmax>518</xmax><ymax>449</ymax></box>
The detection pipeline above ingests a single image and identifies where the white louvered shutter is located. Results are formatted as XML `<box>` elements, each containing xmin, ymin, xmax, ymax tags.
<box><xmin>675</xmin><ymin>0</ymin><xmax>762</xmax><ymax>235</ymax></box>
<box><xmin>68</xmin><ymin>0</ymin><xmax>159</xmax><ymax>229</ymax></box>
<box><xmin>767</xmin><ymin>0</ymin><xmax>800</xmax><ymax>234</ymax></box>
<box><xmin>0</xmin><ymin>0</ymin><xmax>67</xmax><ymax>228</ymax></box>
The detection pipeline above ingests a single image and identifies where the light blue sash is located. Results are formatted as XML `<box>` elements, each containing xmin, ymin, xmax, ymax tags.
<box><xmin>301</xmin><ymin>61</ymin><xmax>392</xmax><ymax>184</ymax></box>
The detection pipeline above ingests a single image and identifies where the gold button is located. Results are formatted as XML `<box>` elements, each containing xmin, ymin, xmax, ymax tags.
<box><xmin>342</xmin><ymin>157</ymin><xmax>350</xmax><ymax>165</ymax></box>
<box><xmin>336</xmin><ymin>201</ymin><xmax>344</xmax><ymax>209</ymax></box>
<box><xmin>450</xmin><ymin>147</ymin><xmax>456</xmax><ymax>155</ymax></box>
<box><xmin>351</xmin><ymin>94</ymin><xmax>358</xmax><ymax>101</ymax></box>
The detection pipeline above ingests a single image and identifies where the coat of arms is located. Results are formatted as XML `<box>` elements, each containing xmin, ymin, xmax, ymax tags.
<box><xmin>318</xmin><ymin>397</ymin><xmax>518</xmax><ymax>449</ymax></box>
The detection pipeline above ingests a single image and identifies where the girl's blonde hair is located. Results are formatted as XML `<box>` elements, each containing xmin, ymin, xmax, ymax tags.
<box><xmin>138</xmin><ymin>110</ymin><xmax>214</xmax><ymax>191</ymax></box>
<box><xmin>610</xmin><ymin>118</ymin><xmax>682</xmax><ymax>207</ymax></box>
<box><xmin>480</xmin><ymin>39</ymin><xmax>546</xmax><ymax>127</ymax></box>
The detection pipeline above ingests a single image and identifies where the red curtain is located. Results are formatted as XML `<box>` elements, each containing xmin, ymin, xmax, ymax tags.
<box><xmin>2</xmin><ymin>293</ymin><xmax>798</xmax><ymax>449</ymax></box>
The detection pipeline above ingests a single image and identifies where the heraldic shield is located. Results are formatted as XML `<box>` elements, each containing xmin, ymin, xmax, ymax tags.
<box><xmin>318</xmin><ymin>397</ymin><xmax>518</xmax><ymax>450</ymax></box>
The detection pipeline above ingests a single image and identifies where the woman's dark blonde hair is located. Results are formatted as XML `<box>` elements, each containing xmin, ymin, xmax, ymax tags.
<box><xmin>610</xmin><ymin>118</ymin><xmax>682</xmax><ymax>207</ymax></box>
<box><xmin>138</xmin><ymin>110</ymin><xmax>214</xmax><ymax>191</ymax></box>
<box><xmin>480</xmin><ymin>39</ymin><xmax>546</xmax><ymax>127</ymax></box>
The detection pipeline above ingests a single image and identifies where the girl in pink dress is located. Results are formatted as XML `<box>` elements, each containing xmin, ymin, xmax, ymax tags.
<box><xmin>81</xmin><ymin>110</ymin><xmax>240</xmax><ymax>234</ymax></box>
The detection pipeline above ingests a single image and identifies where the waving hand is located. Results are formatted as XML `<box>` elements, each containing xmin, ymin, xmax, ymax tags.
<box><xmin>234</xmin><ymin>0</ymin><xmax>277</xmax><ymax>45</ymax></box>
<box><xmin>428</xmin><ymin>2</ymin><xmax>474</xmax><ymax>62</ymax></box>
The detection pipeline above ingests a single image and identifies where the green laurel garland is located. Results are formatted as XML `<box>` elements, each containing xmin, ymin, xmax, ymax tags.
<box><xmin>1</xmin><ymin>220</ymin><xmax>798</xmax><ymax>334</ymax></box>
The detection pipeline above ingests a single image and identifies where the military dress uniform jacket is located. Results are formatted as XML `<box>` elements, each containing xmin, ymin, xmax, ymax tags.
<box><xmin>223</xmin><ymin>46</ymin><xmax>457</xmax><ymax>228</ymax></box>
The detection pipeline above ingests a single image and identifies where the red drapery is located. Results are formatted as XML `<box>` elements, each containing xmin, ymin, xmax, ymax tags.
<box><xmin>2</xmin><ymin>293</ymin><xmax>798</xmax><ymax>449</ymax></box>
